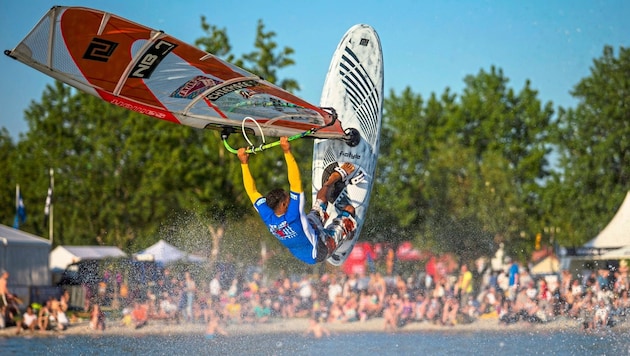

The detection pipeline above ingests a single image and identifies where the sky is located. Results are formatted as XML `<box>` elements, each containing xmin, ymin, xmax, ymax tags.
<box><xmin>1</xmin><ymin>0</ymin><xmax>628</xmax><ymax>139</ymax></box>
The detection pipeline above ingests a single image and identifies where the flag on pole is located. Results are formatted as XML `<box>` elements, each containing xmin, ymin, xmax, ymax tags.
<box><xmin>44</xmin><ymin>177</ymin><xmax>53</xmax><ymax>223</ymax></box>
<box><xmin>13</xmin><ymin>185</ymin><xmax>26</xmax><ymax>229</ymax></box>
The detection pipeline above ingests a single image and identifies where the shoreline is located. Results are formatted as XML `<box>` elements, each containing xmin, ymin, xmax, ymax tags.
<box><xmin>1</xmin><ymin>316</ymin><xmax>625</xmax><ymax>338</ymax></box>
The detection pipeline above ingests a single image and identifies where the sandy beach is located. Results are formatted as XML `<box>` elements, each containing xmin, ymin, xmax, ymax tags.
<box><xmin>0</xmin><ymin>315</ymin><xmax>614</xmax><ymax>338</ymax></box>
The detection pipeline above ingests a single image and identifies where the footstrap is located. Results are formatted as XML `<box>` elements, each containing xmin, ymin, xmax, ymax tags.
<box><xmin>334</xmin><ymin>165</ymin><xmax>367</xmax><ymax>185</ymax></box>
<box><xmin>349</xmin><ymin>168</ymin><xmax>366</xmax><ymax>185</ymax></box>
<box><xmin>334</xmin><ymin>166</ymin><xmax>366</xmax><ymax>185</ymax></box>
<box><xmin>333</xmin><ymin>166</ymin><xmax>349</xmax><ymax>182</ymax></box>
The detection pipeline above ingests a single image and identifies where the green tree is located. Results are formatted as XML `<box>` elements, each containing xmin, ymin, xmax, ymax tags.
<box><xmin>195</xmin><ymin>18</ymin><xmax>299</xmax><ymax>93</ymax></box>
<box><xmin>241</xmin><ymin>20</ymin><xmax>300</xmax><ymax>93</ymax></box>
<box><xmin>374</xmin><ymin>67</ymin><xmax>554</xmax><ymax>264</ymax></box>
<box><xmin>441</xmin><ymin>67</ymin><xmax>553</xmax><ymax>259</ymax></box>
<box><xmin>195</xmin><ymin>16</ymin><xmax>235</xmax><ymax>62</ymax></box>
<box><xmin>0</xmin><ymin>128</ymin><xmax>17</xmax><ymax>227</ymax></box>
<box><xmin>370</xmin><ymin>87</ymin><xmax>432</xmax><ymax>244</ymax></box>
<box><xmin>551</xmin><ymin>45</ymin><xmax>630</xmax><ymax>247</ymax></box>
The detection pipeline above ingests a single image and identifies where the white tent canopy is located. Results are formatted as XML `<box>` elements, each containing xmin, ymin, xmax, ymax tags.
<box><xmin>530</xmin><ymin>255</ymin><xmax>560</xmax><ymax>275</ymax></box>
<box><xmin>584</xmin><ymin>191</ymin><xmax>630</xmax><ymax>249</ymax></box>
<box><xmin>593</xmin><ymin>245</ymin><xmax>630</xmax><ymax>260</ymax></box>
<box><xmin>134</xmin><ymin>239</ymin><xmax>205</xmax><ymax>265</ymax></box>
<box><xmin>50</xmin><ymin>245</ymin><xmax>127</xmax><ymax>271</ymax></box>
<box><xmin>0</xmin><ymin>224</ymin><xmax>51</xmax><ymax>287</ymax></box>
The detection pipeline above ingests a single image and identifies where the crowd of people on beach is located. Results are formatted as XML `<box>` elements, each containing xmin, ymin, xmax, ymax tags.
<box><xmin>87</xmin><ymin>257</ymin><xmax>630</xmax><ymax>335</ymax></box>
<box><xmin>0</xmin><ymin>271</ymin><xmax>72</xmax><ymax>335</ymax></box>
<box><xmin>2</xmin><ymin>257</ymin><xmax>630</xmax><ymax>336</ymax></box>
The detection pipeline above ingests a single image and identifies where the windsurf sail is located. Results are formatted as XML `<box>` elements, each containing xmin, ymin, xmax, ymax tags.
<box><xmin>4</xmin><ymin>6</ymin><xmax>346</xmax><ymax>140</ymax></box>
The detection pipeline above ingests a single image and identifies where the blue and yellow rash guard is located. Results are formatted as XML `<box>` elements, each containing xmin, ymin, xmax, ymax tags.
<box><xmin>241</xmin><ymin>151</ymin><xmax>318</xmax><ymax>264</ymax></box>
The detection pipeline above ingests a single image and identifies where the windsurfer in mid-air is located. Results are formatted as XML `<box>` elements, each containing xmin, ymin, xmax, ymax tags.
<box><xmin>237</xmin><ymin>137</ymin><xmax>357</xmax><ymax>264</ymax></box>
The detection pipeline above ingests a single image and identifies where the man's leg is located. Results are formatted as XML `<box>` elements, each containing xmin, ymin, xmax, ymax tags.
<box><xmin>312</xmin><ymin>163</ymin><xmax>356</xmax><ymax>221</ymax></box>
<box><xmin>316</xmin><ymin>163</ymin><xmax>355</xmax><ymax>202</ymax></box>
<box><xmin>314</xmin><ymin>236</ymin><xmax>330</xmax><ymax>263</ymax></box>
<box><xmin>326</xmin><ymin>205</ymin><xmax>357</xmax><ymax>253</ymax></box>
<box><xmin>308</xmin><ymin>210</ymin><xmax>353</xmax><ymax>261</ymax></box>
<box><xmin>311</xmin><ymin>163</ymin><xmax>358</xmax><ymax>260</ymax></box>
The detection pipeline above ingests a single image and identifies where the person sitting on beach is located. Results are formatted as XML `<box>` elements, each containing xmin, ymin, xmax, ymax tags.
<box><xmin>90</xmin><ymin>303</ymin><xmax>106</xmax><ymax>331</ymax></box>
<box><xmin>499</xmin><ymin>298</ymin><xmax>519</xmax><ymax>324</ymax></box>
<box><xmin>519</xmin><ymin>292</ymin><xmax>544</xmax><ymax>323</ymax></box>
<box><xmin>340</xmin><ymin>293</ymin><xmax>358</xmax><ymax>322</ymax></box>
<box><xmin>224</xmin><ymin>296</ymin><xmax>242</xmax><ymax>324</ymax></box>
<box><xmin>424</xmin><ymin>296</ymin><xmax>441</xmax><ymax>323</ymax></box>
<box><xmin>578</xmin><ymin>292</ymin><xmax>595</xmax><ymax>330</ymax></box>
<box><xmin>357</xmin><ymin>290</ymin><xmax>381</xmax><ymax>322</ymax></box>
<box><xmin>51</xmin><ymin>299</ymin><xmax>69</xmax><ymax>331</ymax></box>
<box><xmin>327</xmin><ymin>276</ymin><xmax>343</xmax><ymax>306</ymax></box>
<box><xmin>383</xmin><ymin>296</ymin><xmax>400</xmax><ymax>332</ymax></box>
<box><xmin>615</xmin><ymin>289</ymin><xmax>630</xmax><ymax>320</ymax></box>
<box><xmin>59</xmin><ymin>290</ymin><xmax>70</xmax><ymax>313</ymax></box>
<box><xmin>157</xmin><ymin>292</ymin><xmax>179</xmax><ymax>323</ymax></box>
<box><xmin>441</xmin><ymin>294</ymin><xmax>459</xmax><ymax>326</ymax></box>
<box><xmin>250</xmin><ymin>296</ymin><xmax>272</xmax><ymax>323</ymax></box>
<box><xmin>1</xmin><ymin>294</ymin><xmax>21</xmax><ymax>329</ymax></box>
<box><xmin>486</xmin><ymin>286</ymin><xmax>500</xmax><ymax>315</ymax></box>
<box><xmin>15</xmin><ymin>305</ymin><xmax>38</xmax><ymax>334</ymax></box>
<box><xmin>120</xmin><ymin>307</ymin><xmax>132</xmax><ymax>327</ymax></box>
<box><xmin>399</xmin><ymin>293</ymin><xmax>414</xmax><ymax>326</ymax></box>
<box><xmin>458</xmin><ymin>296</ymin><xmax>478</xmax><ymax>324</ymax></box>
<box><xmin>131</xmin><ymin>301</ymin><xmax>148</xmax><ymax>329</ymax></box>
<box><xmin>369</xmin><ymin>272</ymin><xmax>387</xmax><ymax>304</ymax></box>
<box><xmin>38</xmin><ymin>299</ymin><xmax>52</xmax><ymax>331</ymax></box>
<box><xmin>327</xmin><ymin>295</ymin><xmax>345</xmax><ymax>323</ymax></box>
<box><xmin>593</xmin><ymin>298</ymin><xmax>611</xmax><ymax>328</ymax></box>
<box><xmin>413</xmin><ymin>292</ymin><xmax>429</xmax><ymax>322</ymax></box>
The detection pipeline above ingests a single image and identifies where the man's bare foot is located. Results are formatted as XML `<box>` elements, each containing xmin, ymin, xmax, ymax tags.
<box><xmin>327</xmin><ymin>163</ymin><xmax>355</xmax><ymax>185</ymax></box>
<box><xmin>340</xmin><ymin>162</ymin><xmax>355</xmax><ymax>176</ymax></box>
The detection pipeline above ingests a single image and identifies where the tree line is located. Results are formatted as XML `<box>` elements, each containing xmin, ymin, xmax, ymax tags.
<box><xmin>1</xmin><ymin>17</ymin><xmax>628</xmax><ymax>272</ymax></box>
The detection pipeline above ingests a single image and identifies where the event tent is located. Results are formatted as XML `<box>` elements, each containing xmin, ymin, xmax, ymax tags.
<box><xmin>0</xmin><ymin>224</ymin><xmax>51</xmax><ymax>287</ymax></box>
<box><xmin>49</xmin><ymin>245</ymin><xmax>127</xmax><ymax>271</ymax></box>
<box><xmin>593</xmin><ymin>245</ymin><xmax>630</xmax><ymax>260</ymax></box>
<box><xmin>583</xmin><ymin>191</ymin><xmax>630</xmax><ymax>250</ymax></box>
<box><xmin>134</xmin><ymin>239</ymin><xmax>205</xmax><ymax>266</ymax></box>
<box><xmin>530</xmin><ymin>255</ymin><xmax>560</xmax><ymax>275</ymax></box>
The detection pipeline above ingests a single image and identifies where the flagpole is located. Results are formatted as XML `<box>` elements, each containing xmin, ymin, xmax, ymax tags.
<box><xmin>49</xmin><ymin>168</ymin><xmax>54</xmax><ymax>244</ymax></box>
<box><xmin>15</xmin><ymin>184</ymin><xmax>19</xmax><ymax>229</ymax></box>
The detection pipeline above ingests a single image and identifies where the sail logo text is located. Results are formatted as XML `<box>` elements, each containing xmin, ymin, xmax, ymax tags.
<box><xmin>206</xmin><ymin>80</ymin><xmax>258</xmax><ymax>101</ymax></box>
<box><xmin>83</xmin><ymin>38</ymin><xmax>118</xmax><ymax>62</ymax></box>
<box><xmin>339</xmin><ymin>151</ymin><xmax>361</xmax><ymax>159</ymax></box>
<box><xmin>110</xmin><ymin>98</ymin><xmax>167</xmax><ymax>119</ymax></box>
<box><xmin>130</xmin><ymin>40</ymin><xmax>177</xmax><ymax>79</ymax></box>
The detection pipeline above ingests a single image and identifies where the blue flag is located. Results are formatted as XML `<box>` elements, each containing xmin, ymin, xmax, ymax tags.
<box><xmin>13</xmin><ymin>190</ymin><xmax>26</xmax><ymax>228</ymax></box>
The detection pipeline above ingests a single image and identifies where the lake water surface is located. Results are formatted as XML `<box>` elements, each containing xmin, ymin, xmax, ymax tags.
<box><xmin>1</xmin><ymin>329</ymin><xmax>629</xmax><ymax>355</ymax></box>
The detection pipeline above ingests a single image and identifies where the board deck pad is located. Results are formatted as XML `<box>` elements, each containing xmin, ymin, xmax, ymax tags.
<box><xmin>312</xmin><ymin>24</ymin><xmax>384</xmax><ymax>266</ymax></box>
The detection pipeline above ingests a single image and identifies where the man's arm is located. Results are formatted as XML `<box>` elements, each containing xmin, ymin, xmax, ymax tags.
<box><xmin>281</xmin><ymin>137</ymin><xmax>302</xmax><ymax>193</ymax></box>
<box><xmin>238</xmin><ymin>148</ymin><xmax>263</xmax><ymax>204</ymax></box>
